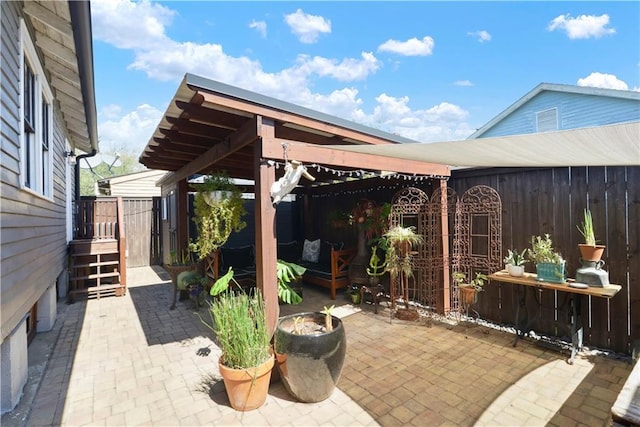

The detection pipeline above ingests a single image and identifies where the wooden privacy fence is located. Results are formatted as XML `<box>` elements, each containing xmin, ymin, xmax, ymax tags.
<box><xmin>449</xmin><ymin>166</ymin><xmax>639</xmax><ymax>355</ymax></box>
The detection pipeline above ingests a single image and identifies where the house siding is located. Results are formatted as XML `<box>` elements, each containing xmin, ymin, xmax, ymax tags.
<box><xmin>479</xmin><ymin>91</ymin><xmax>640</xmax><ymax>138</ymax></box>
<box><xmin>0</xmin><ymin>1</ymin><xmax>69</xmax><ymax>342</ymax></box>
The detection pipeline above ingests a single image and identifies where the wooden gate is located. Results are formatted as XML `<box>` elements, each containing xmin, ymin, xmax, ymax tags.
<box><xmin>122</xmin><ymin>197</ymin><xmax>162</xmax><ymax>267</ymax></box>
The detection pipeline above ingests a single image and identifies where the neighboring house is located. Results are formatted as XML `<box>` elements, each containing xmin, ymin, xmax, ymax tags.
<box><xmin>0</xmin><ymin>1</ymin><xmax>98</xmax><ymax>413</ymax></box>
<box><xmin>97</xmin><ymin>169</ymin><xmax>167</xmax><ymax>197</ymax></box>
<box><xmin>468</xmin><ymin>82</ymin><xmax>640</xmax><ymax>139</ymax></box>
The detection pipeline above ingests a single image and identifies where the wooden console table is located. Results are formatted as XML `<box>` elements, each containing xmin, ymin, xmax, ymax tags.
<box><xmin>488</xmin><ymin>270</ymin><xmax>621</xmax><ymax>364</ymax></box>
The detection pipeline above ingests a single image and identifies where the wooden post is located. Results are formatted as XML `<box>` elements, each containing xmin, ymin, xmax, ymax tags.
<box><xmin>254</xmin><ymin>119</ymin><xmax>279</xmax><ymax>337</ymax></box>
<box><xmin>440</xmin><ymin>179</ymin><xmax>450</xmax><ymax>314</ymax></box>
<box><xmin>176</xmin><ymin>179</ymin><xmax>190</xmax><ymax>252</ymax></box>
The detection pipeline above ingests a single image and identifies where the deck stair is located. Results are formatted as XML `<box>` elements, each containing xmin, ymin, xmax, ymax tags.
<box><xmin>68</xmin><ymin>197</ymin><xmax>127</xmax><ymax>302</ymax></box>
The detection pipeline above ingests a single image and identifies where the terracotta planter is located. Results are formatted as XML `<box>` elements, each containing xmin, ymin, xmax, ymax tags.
<box><xmin>578</xmin><ymin>244</ymin><xmax>605</xmax><ymax>262</ymax></box>
<box><xmin>459</xmin><ymin>286</ymin><xmax>477</xmax><ymax>306</ymax></box>
<box><xmin>218</xmin><ymin>354</ymin><xmax>274</xmax><ymax>411</ymax></box>
<box><xmin>274</xmin><ymin>312</ymin><xmax>346</xmax><ymax>403</ymax></box>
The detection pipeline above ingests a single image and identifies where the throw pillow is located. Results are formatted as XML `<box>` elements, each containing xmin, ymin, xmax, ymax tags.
<box><xmin>301</xmin><ymin>238</ymin><xmax>321</xmax><ymax>263</ymax></box>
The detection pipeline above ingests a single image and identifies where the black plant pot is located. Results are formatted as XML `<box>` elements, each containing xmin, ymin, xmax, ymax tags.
<box><xmin>274</xmin><ymin>312</ymin><xmax>347</xmax><ymax>403</ymax></box>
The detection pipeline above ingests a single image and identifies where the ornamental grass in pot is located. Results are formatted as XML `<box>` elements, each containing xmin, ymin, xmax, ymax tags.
<box><xmin>200</xmin><ymin>287</ymin><xmax>273</xmax><ymax>411</ymax></box>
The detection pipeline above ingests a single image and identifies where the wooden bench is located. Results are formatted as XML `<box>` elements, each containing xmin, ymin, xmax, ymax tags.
<box><xmin>206</xmin><ymin>244</ymin><xmax>356</xmax><ymax>300</ymax></box>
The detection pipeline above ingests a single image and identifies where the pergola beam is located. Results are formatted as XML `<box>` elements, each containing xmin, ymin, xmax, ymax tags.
<box><xmin>261</xmin><ymin>138</ymin><xmax>450</xmax><ymax>177</ymax></box>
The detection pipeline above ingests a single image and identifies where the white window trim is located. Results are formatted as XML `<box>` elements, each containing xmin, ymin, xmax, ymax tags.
<box><xmin>20</xmin><ymin>19</ymin><xmax>54</xmax><ymax>200</ymax></box>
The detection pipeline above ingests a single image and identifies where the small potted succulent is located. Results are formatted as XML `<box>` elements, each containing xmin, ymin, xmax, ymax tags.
<box><xmin>503</xmin><ymin>248</ymin><xmax>528</xmax><ymax>277</ymax></box>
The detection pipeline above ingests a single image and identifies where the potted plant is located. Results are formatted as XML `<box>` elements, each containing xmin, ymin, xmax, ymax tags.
<box><xmin>165</xmin><ymin>242</ymin><xmax>202</xmax><ymax>310</ymax></box>
<box><xmin>528</xmin><ymin>234</ymin><xmax>566</xmax><ymax>283</ymax></box>
<box><xmin>274</xmin><ymin>305</ymin><xmax>347</xmax><ymax>403</ymax></box>
<box><xmin>192</xmin><ymin>171</ymin><xmax>247</xmax><ymax>259</ymax></box>
<box><xmin>347</xmin><ymin>285</ymin><xmax>362</xmax><ymax>304</ymax></box>
<box><xmin>383</xmin><ymin>225</ymin><xmax>424</xmax><ymax>318</ymax></box>
<box><xmin>453</xmin><ymin>272</ymin><xmax>487</xmax><ymax>306</ymax></box>
<box><xmin>199</xmin><ymin>171</ymin><xmax>238</xmax><ymax>205</ymax></box>
<box><xmin>201</xmin><ymin>288</ymin><xmax>273</xmax><ymax>411</ymax></box>
<box><xmin>503</xmin><ymin>248</ymin><xmax>528</xmax><ymax>277</ymax></box>
<box><xmin>577</xmin><ymin>208</ymin><xmax>606</xmax><ymax>262</ymax></box>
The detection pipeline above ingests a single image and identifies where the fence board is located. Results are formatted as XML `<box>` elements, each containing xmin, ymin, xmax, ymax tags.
<box><xmin>627</xmin><ymin>167</ymin><xmax>640</xmax><ymax>353</ymax></box>
<box><xmin>607</xmin><ymin>167</ymin><xmax>631</xmax><ymax>353</ymax></box>
<box><xmin>585</xmin><ymin>167</ymin><xmax>609</xmax><ymax>348</ymax></box>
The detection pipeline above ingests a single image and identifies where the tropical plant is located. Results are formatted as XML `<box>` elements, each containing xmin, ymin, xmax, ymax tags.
<box><xmin>192</xmin><ymin>171</ymin><xmax>247</xmax><ymax>259</ymax></box>
<box><xmin>528</xmin><ymin>234</ymin><xmax>564</xmax><ymax>264</ymax></box>
<box><xmin>577</xmin><ymin>208</ymin><xmax>596</xmax><ymax>246</ymax></box>
<box><xmin>503</xmin><ymin>248</ymin><xmax>528</xmax><ymax>266</ymax></box>
<box><xmin>209</xmin><ymin>261</ymin><xmax>304</xmax><ymax>305</ymax></box>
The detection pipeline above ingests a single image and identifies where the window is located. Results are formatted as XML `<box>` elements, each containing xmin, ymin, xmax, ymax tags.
<box><xmin>536</xmin><ymin>108</ymin><xmax>558</xmax><ymax>133</ymax></box>
<box><xmin>20</xmin><ymin>20</ymin><xmax>53</xmax><ymax>197</ymax></box>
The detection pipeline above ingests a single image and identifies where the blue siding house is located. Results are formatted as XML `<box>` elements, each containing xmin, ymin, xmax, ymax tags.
<box><xmin>469</xmin><ymin>83</ymin><xmax>640</xmax><ymax>139</ymax></box>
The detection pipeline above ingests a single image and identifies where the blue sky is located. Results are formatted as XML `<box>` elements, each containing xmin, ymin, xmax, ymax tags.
<box><xmin>90</xmin><ymin>1</ymin><xmax>640</xmax><ymax>157</ymax></box>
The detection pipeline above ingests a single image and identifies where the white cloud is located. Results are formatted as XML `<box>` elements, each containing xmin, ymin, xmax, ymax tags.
<box><xmin>454</xmin><ymin>80</ymin><xmax>473</xmax><ymax>87</ymax></box>
<box><xmin>362</xmin><ymin>94</ymin><xmax>472</xmax><ymax>142</ymax></box>
<box><xmin>467</xmin><ymin>30</ymin><xmax>491</xmax><ymax>43</ymax></box>
<box><xmin>378</xmin><ymin>36</ymin><xmax>435</xmax><ymax>56</ymax></box>
<box><xmin>294</xmin><ymin>52</ymin><xmax>382</xmax><ymax>82</ymax></box>
<box><xmin>249</xmin><ymin>20</ymin><xmax>267</xmax><ymax>38</ymax></box>
<box><xmin>547</xmin><ymin>14</ymin><xmax>615</xmax><ymax>39</ymax></box>
<box><xmin>92</xmin><ymin>0</ymin><xmax>474</xmax><ymax>152</ymax></box>
<box><xmin>98</xmin><ymin>104</ymin><xmax>163</xmax><ymax>155</ymax></box>
<box><xmin>284</xmin><ymin>9</ymin><xmax>331</xmax><ymax>44</ymax></box>
<box><xmin>91</xmin><ymin>0</ymin><xmax>175</xmax><ymax>49</ymax></box>
<box><xmin>576</xmin><ymin>72</ymin><xmax>629</xmax><ymax>90</ymax></box>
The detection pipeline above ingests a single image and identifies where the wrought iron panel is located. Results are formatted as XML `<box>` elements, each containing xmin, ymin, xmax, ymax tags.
<box><xmin>452</xmin><ymin>185</ymin><xmax>502</xmax><ymax>316</ymax></box>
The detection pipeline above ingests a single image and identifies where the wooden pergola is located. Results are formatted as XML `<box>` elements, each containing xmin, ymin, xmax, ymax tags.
<box><xmin>140</xmin><ymin>73</ymin><xmax>451</xmax><ymax>334</ymax></box>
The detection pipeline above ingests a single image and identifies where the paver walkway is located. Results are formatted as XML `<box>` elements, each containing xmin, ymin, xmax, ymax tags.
<box><xmin>2</xmin><ymin>266</ymin><xmax>632</xmax><ymax>426</ymax></box>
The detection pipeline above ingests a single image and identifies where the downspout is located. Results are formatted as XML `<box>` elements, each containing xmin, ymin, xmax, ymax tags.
<box><xmin>75</xmin><ymin>149</ymin><xmax>97</xmax><ymax>200</ymax></box>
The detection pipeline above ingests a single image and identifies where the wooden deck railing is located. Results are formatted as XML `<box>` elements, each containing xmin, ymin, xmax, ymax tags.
<box><xmin>73</xmin><ymin>196</ymin><xmax>127</xmax><ymax>289</ymax></box>
<box><xmin>74</xmin><ymin>197</ymin><xmax>119</xmax><ymax>240</ymax></box>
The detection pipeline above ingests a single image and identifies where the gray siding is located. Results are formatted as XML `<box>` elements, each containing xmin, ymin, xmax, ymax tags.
<box><xmin>1</xmin><ymin>1</ymin><xmax>70</xmax><ymax>341</ymax></box>
<box><xmin>480</xmin><ymin>92</ymin><xmax>640</xmax><ymax>138</ymax></box>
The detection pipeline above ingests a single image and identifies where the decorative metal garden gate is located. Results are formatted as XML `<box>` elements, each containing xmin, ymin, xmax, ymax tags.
<box><xmin>388</xmin><ymin>185</ymin><xmax>502</xmax><ymax>315</ymax></box>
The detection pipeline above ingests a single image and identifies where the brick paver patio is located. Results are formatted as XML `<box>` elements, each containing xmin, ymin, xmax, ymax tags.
<box><xmin>2</xmin><ymin>266</ymin><xmax>632</xmax><ymax>426</ymax></box>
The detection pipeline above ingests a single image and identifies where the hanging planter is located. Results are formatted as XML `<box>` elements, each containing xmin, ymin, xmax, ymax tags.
<box><xmin>192</xmin><ymin>171</ymin><xmax>247</xmax><ymax>259</ymax></box>
<box><xmin>203</xmin><ymin>190</ymin><xmax>233</xmax><ymax>206</ymax></box>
